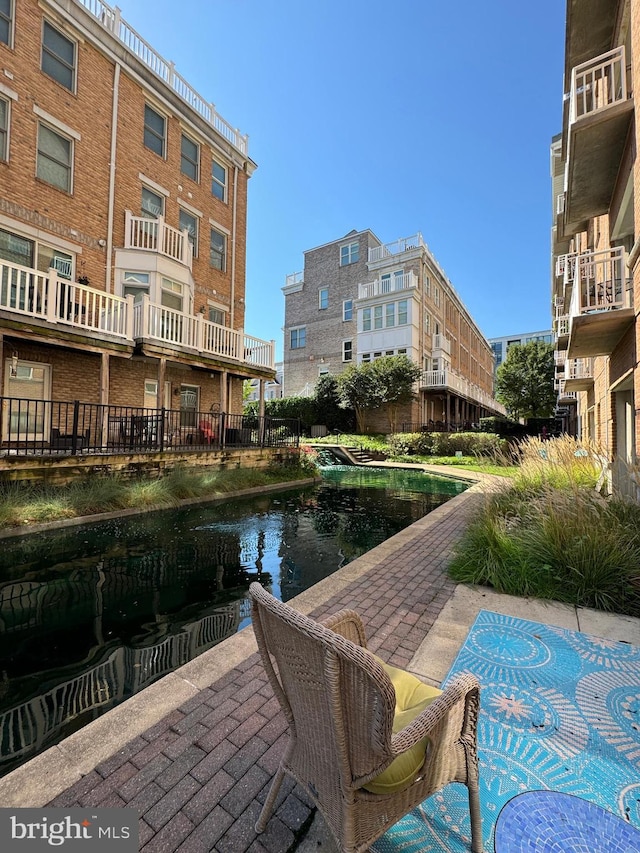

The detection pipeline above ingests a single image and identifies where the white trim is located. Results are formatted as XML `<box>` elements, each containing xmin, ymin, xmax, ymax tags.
<box><xmin>0</xmin><ymin>213</ymin><xmax>83</xmax><ymax>254</ymax></box>
<box><xmin>138</xmin><ymin>173</ymin><xmax>170</xmax><ymax>197</ymax></box>
<box><xmin>32</xmin><ymin>104</ymin><xmax>81</xmax><ymax>140</ymax></box>
<box><xmin>36</xmin><ymin>121</ymin><xmax>75</xmax><ymax>194</ymax></box>
<box><xmin>0</xmin><ymin>81</ymin><xmax>18</xmax><ymax>101</ymax></box>
<box><xmin>177</xmin><ymin>198</ymin><xmax>203</xmax><ymax>218</ymax></box>
<box><xmin>208</xmin><ymin>217</ymin><xmax>230</xmax><ymax>235</ymax></box>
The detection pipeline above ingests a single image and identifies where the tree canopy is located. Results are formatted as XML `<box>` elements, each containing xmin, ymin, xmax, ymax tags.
<box><xmin>495</xmin><ymin>340</ymin><xmax>556</xmax><ymax>421</ymax></box>
<box><xmin>337</xmin><ymin>355</ymin><xmax>421</xmax><ymax>433</ymax></box>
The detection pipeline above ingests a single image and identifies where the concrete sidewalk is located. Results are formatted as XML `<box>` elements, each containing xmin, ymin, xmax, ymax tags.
<box><xmin>3</xmin><ymin>466</ymin><xmax>635</xmax><ymax>853</ymax></box>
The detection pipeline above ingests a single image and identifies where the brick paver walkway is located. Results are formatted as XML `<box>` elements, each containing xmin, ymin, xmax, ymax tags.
<box><xmin>46</xmin><ymin>486</ymin><xmax>487</xmax><ymax>852</ymax></box>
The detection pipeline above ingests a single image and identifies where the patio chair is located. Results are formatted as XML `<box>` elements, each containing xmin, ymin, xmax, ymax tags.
<box><xmin>249</xmin><ymin>583</ymin><xmax>482</xmax><ymax>853</ymax></box>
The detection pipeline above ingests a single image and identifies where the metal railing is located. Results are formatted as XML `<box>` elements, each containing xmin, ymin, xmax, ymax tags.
<box><xmin>400</xmin><ymin>421</ymin><xmax>479</xmax><ymax>433</ymax></box>
<box><xmin>419</xmin><ymin>369</ymin><xmax>507</xmax><ymax>416</ymax></box>
<box><xmin>570</xmin><ymin>46</ymin><xmax>628</xmax><ymax>123</ymax></box>
<box><xmin>568</xmin><ymin>247</ymin><xmax>632</xmax><ymax>316</ymax></box>
<box><xmin>0</xmin><ymin>398</ymin><xmax>300</xmax><ymax>456</ymax></box>
<box><xmin>74</xmin><ymin>0</ymin><xmax>248</xmax><ymax>155</ymax></box>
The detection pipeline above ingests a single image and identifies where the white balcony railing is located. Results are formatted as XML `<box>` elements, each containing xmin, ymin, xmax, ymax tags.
<box><xmin>284</xmin><ymin>271</ymin><xmax>304</xmax><ymax>288</ymax></box>
<box><xmin>555</xmin><ymin>315</ymin><xmax>570</xmax><ymax>337</ymax></box>
<box><xmin>557</xmin><ymin>380</ymin><xmax>578</xmax><ymax>401</ymax></box>
<box><xmin>133</xmin><ymin>296</ymin><xmax>275</xmax><ymax>368</ymax></box>
<box><xmin>368</xmin><ymin>233</ymin><xmax>425</xmax><ymax>263</ymax></box>
<box><xmin>432</xmin><ymin>334</ymin><xmax>451</xmax><ymax>355</ymax></box>
<box><xmin>568</xmin><ymin>247</ymin><xmax>632</xmax><ymax>317</ymax></box>
<box><xmin>419</xmin><ymin>369</ymin><xmax>507</xmax><ymax>416</ymax></box>
<box><xmin>124</xmin><ymin>211</ymin><xmax>193</xmax><ymax>268</ymax></box>
<box><xmin>357</xmin><ymin>271</ymin><xmax>418</xmax><ymax>299</ymax></box>
<box><xmin>0</xmin><ymin>259</ymin><xmax>275</xmax><ymax>369</ymax></box>
<box><xmin>556</xmin><ymin>252</ymin><xmax>578</xmax><ymax>282</ymax></box>
<box><xmin>555</xmin><ymin>350</ymin><xmax>567</xmax><ymax>367</ymax></box>
<box><xmin>0</xmin><ymin>259</ymin><xmax>132</xmax><ymax>338</ymax></box>
<box><xmin>75</xmin><ymin>0</ymin><xmax>248</xmax><ymax>155</ymax></box>
<box><xmin>570</xmin><ymin>45</ymin><xmax>628</xmax><ymax>123</ymax></box>
<box><xmin>567</xmin><ymin>357</ymin><xmax>594</xmax><ymax>381</ymax></box>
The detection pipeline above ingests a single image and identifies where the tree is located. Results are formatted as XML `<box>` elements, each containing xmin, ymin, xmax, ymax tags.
<box><xmin>337</xmin><ymin>355</ymin><xmax>421</xmax><ymax>433</ymax></box>
<box><xmin>372</xmin><ymin>355</ymin><xmax>421</xmax><ymax>433</ymax></box>
<box><xmin>337</xmin><ymin>362</ymin><xmax>383</xmax><ymax>433</ymax></box>
<box><xmin>495</xmin><ymin>341</ymin><xmax>556</xmax><ymax>421</ymax></box>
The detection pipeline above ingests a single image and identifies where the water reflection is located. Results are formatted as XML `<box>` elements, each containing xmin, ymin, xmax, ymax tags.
<box><xmin>0</xmin><ymin>467</ymin><xmax>466</xmax><ymax>774</ymax></box>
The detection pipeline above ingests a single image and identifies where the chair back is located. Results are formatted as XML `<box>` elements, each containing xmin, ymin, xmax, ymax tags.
<box><xmin>249</xmin><ymin>583</ymin><xmax>396</xmax><ymax>791</ymax></box>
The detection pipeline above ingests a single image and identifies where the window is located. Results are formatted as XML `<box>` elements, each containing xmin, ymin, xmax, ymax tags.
<box><xmin>0</xmin><ymin>0</ymin><xmax>12</xmax><ymax>46</ymax></box>
<box><xmin>318</xmin><ymin>287</ymin><xmax>328</xmax><ymax>310</ymax></box>
<box><xmin>180</xmin><ymin>384</ymin><xmax>199</xmax><ymax>427</ymax></box>
<box><xmin>343</xmin><ymin>299</ymin><xmax>353</xmax><ymax>321</ymax></box>
<box><xmin>208</xmin><ymin>305</ymin><xmax>225</xmax><ymax>325</ymax></box>
<box><xmin>123</xmin><ymin>271</ymin><xmax>150</xmax><ymax>302</ymax></box>
<box><xmin>180</xmin><ymin>134</ymin><xmax>199</xmax><ymax>181</ymax></box>
<box><xmin>211</xmin><ymin>160</ymin><xmax>226</xmax><ymax>201</ymax></box>
<box><xmin>374</xmin><ymin>305</ymin><xmax>383</xmax><ymax>329</ymax></box>
<box><xmin>424</xmin><ymin>273</ymin><xmax>431</xmax><ymax>296</ymax></box>
<box><xmin>290</xmin><ymin>326</ymin><xmax>306</xmax><ymax>349</ymax></box>
<box><xmin>37</xmin><ymin>123</ymin><xmax>72</xmax><ymax>192</ymax></box>
<box><xmin>362</xmin><ymin>353</ymin><xmax>371</xmax><ymax>363</ymax></box>
<box><xmin>42</xmin><ymin>21</ymin><xmax>76</xmax><ymax>91</ymax></box>
<box><xmin>161</xmin><ymin>277</ymin><xmax>183</xmax><ymax>311</ymax></box>
<box><xmin>385</xmin><ymin>303</ymin><xmax>395</xmax><ymax>327</ymax></box>
<box><xmin>144</xmin><ymin>379</ymin><xmax>158</xmax><ymax>409</ymax></box>
<box><xmin>342</xmin><ymin>340</ymin><xmax>353</xmax><ymax>362</ymax></box>
<box><xmin>0</xmin><ymin>228</ymin><xmax>33</xmax><ymax>267</ymax></box>
<box><xmin>433</xmin><ymin>285</ymin><xmax>440</xmax><ymax>307</ymax></box>
<box><xmin>424</xmin><ymin>312</ymin><xmax>431</xmax><ymax>334</ymax></box>
<box><xmin>144</xmin><ymin>104</ymin><xmax>165</xmax><ymax>157</ymax></box>
<box><xmin>141</xmin><ymin>186</ymin><xmax>163</xmax><ymax>218</ymax></box>
<box><xmin>362</xmin><ymin>307</ymin><xmax>371</xmax><ymax>332</ymax></box>
<box><xmin>398</xmin><ymin>299</ymin><xmax>408</xmax><ymax>325</ymax></box>
<box><xmin>179</xmin><ymin>209</ymin><xmax>198</xmax><ymax>256</ymax></box>
<box><xmin>209</xmin><ymin>228</ymin><xmax>226</xmax><ymax>270</ymax></box>
<box><xmin>340</xmin><ymin>241</ymin><xmax>359</xmax><ymax>266</ymax></box>
<box><xmin>0</xmin><ymin>97</ymin><xmax>7</xmax><ymax>161</ymax></box>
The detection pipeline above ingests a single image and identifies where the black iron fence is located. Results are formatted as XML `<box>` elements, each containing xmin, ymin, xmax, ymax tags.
<box><xmin>400</xmin><ymin>421</ymin><xmax>479</xmax><ymax>433</ymax></box>
<box><xmin>0</xmin><ymin>398</ymin><xmax>300</xmax><ymax>455</ymax></box>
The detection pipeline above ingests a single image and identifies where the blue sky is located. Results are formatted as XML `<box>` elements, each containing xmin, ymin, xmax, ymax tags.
<box><xmin>121</xmin><ymin>0</ymin><xmax>566</xmax><ymax>358</ymax></box>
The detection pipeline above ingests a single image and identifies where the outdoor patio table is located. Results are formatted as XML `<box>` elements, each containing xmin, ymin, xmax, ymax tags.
<box><xmin>494</xmin><ymin>790</ymin><xmax>640</xmax><ymax>852</ymax></box>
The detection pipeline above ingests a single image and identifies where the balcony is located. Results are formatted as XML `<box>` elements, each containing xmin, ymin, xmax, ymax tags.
<box><xmin>419</xmin><ymin>369</ymin><xmax>507</xmax><ymax>416</ymax></box>
<box><xmin>133</xmin><ymin>295</ymin><xmax>275</xmax><ymax>368</ymax></box>
<box><xmin>0</xmin><ymin>259</ymin><xmax>274</xmax><ymax>371</ymax></box>
<box><xmin>556</xmin><ymin>380</ymin><xmax>578</xmax><ymax>404</ymax></box>
<box><xmin>432</xmin><ymin>334</ymin><xmax>451</xmax><ymax>356</ymax></box>
<box><xmin>357</xmin><ymin>271</ymin><xmax>418</xmax><ymax>299</ymax></box>
<box><xmin>564</xmin><ymin>357</ymin><xmax>594</xmax><ymax>391</ymax></box>
<box><xmin>564</xmin><ymin>46</ymin><xmax>634</xmax><ymax>233</ymax></box>
<box><xmin>283</xmin><ymin>271</ymin><xmax>304</xmax><ymax>295</ymax></box>
<box><xmin>566</xmin><ymin>247</ymin><xmax>634</xmax><ymax>358</ymax></box>
<box><xmin>124</xmin><ymin>211</ymin><xmax>193</xmax><ymax>269</ymax></box>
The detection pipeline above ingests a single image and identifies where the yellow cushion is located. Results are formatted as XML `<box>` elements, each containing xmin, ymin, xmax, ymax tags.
<box><xmin>363</xmin><ymin>661</ymin><xmax>442</xmax><ymax>794</ymax></box>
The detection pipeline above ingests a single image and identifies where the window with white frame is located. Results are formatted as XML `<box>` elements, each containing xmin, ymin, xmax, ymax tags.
<box><xmin>0</xmin><ymin>0</ymin><xmax>12</xmax><ymax>46</ymax></box>
<box><xmin>385</xmin><ymin>303</ymin><xmax>395</xmax><ymax>327</ymax></box>
<box><xmin>209</xmin><ymin>228</ymin><xmax>226</xmax><ymax>270</ymax></box>
<box><xmin>362</xmin><ymin>353</ymin><xmax>371</xmax><ymax>363</ymax></box>
<box><xmin>424</xmin><ymin>272</ymin><xmax>431</xmax><ymax>296</ymax></box>
<box><xmin>362</xmin><ymin>307</ymin><xmax>371</xmax><ymax>332</ymax></box>
<box><xmin>211</xmin><ymin>160</ymin><xmax>226</xmax><ymax>201</ymax></box>
<box><xmin>161</xmin><ymin>277</ymin><xmax>183</xmax><ymax>311</ymax></box>
<box><xmin>180</xmin><ymin>133</ymin><xmax>199</xmax><ymax>181</ymax></box>
<box><xmin>0</xmin><ymin>96</ymin><xmax>7</xmax><ymax>161</ymax></box>
<box><xmin>42</xmin><ymin>21</ymin><xmax>76</xmax><ymax>91</ymax></box>
<box><xmin>144</xmin><ymin>379</ymin><xmax>159</xmax><ymax>409</ymax></box>
<box><xmin>343</xmin><ymin>299</ymin><xmax>353</xmax><ymax>321</ymax></box>
<box><xmin>208</xmin><ymin>304</ymin><xmax>225</xmax><ymax>325</ymax></box>
<box><xmin>398</xmin><ymin>299</ymin><xmax>408</xmax><ymax>325</ymax></box>
<box><xmin>342</xmin><ymin>340</ymin><xmax>353</xmax><ymax>362</ymax></box>
<box><xmin>424</xmin><ymin>312</ymin><xmax>431</xmax><ymax>334</ymax></box>
<box><xmin>179</xmin><ymin>208</ymin><xmax>198</xmax><ymax>256</ymax></box>
<box><xmin>144</xmin><ymin>104</ymin><xmax>166</xmax><ymax>157</ymax></box>
<box><xmin>180</xmin><ymin>384</ymin><xmax>199</xmax><ymax>427</ymax></box>
<box><xmin>374</xmin><ymin>305</ymin><xmax>383</xmax><ymax>329</ymax></box>
<box><xmin>340</xmin><ymin>241</ymin><xmax>359</xmax><ymax>266</ymax></box>
<box><xmin>318</xmin><ymin>287</ymin><xmax>328</xmax><ymax>310</ymax></box>
<box><xmin>37</xmin><ymin>123</ymin><xmax>72</xmax><ymax>192</ymax></box>
<box><xmin>433</xmin><ymin>285</ymin><xmax>440</xmax><ymax>307</ymax></box>
<box><xmin>122</xmin><ymin>271</ymin><xmax>150</xmax><ymax>302</ymax></box>
<box><xmin>290</xmin><ymin>326</ymin><xmax>306</xmax><ymax>349</ymax></box>
<box><xmin>141</xmin><ymin>186</ymin><xmax>164</xmax><ymax>218</ymax></box>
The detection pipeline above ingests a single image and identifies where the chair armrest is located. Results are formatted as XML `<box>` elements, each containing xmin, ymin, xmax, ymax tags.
<box><xmin>321</xmin><ymin>609</ymin><xmax>368</xmax><ymax>648</ymax></box>
<box><xmin>390</xmin><ymin>672</ymin><xmax>480</xmax><ymax>755</ymax></box>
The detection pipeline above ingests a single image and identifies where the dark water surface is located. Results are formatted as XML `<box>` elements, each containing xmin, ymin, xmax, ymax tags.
<box><xmin>0</xmin><ymin>466</ymin><xmax>467</xmax><ymax>775</ymax></box>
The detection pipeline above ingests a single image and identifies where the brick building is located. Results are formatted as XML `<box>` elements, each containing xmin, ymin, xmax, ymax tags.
<box><xmin>552</xmin><ymin>0</ymin><xmax>639</xmax><ymax>496</ymax></box>
<box><xmin>0</xmin><ymin>0</ymin><xmax>274</xmax><ymax>447</ymax></box>
<box><xmin>283</xmin><ymin>229</ymin><xmax>506</xmax><ymax>431</ymax></box>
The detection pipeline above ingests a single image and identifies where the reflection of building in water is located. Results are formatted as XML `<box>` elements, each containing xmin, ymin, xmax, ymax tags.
<box><xmin>0</xmin><ymin>601</ymin><xmax>246</xmax><ymax>773</ymax></box>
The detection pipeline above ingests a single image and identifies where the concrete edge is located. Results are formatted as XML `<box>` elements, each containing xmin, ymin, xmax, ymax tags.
<box><xmin>0</xmin><ymin>472</ymin><xmax>492</xmax><ymax>807</ymax></box>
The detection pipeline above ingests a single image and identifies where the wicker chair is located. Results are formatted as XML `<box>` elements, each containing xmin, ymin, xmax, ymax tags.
<box><xmin>249</xmin><ymin>583</ymin><xmax>482</xmax><ymax>853</ymax></box>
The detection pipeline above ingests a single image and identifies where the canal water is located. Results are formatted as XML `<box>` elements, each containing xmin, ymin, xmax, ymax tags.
<box><xmin>0</xmin><ymin>466</ymin><xmax>467</xmax><ymax>775</ymax></box>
